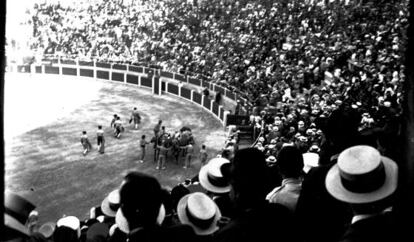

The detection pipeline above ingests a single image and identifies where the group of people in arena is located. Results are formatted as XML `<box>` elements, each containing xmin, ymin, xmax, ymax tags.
<box><xmin>4</xmin><ymin>0</ymin><xmax>410</xmax><ymax>241</ymax></box>
<box><xmin>78</xmin><ymin>109</ymin><xmax>197</xmax><ymax>170</ymax></box>
<box><xmin>79</xmin><ymin>108</ymin><xmax>137</xmax><ymax>156</ymax></box>
<box><xmin>151</xmin><ymin>121</ymin><xmax>197</xmax><ymax>170</ymax></box>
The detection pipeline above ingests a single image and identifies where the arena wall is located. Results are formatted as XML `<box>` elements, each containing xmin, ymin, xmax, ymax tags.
<box><xmin>11</xmin><ymin>60</ymin><xmax>252</xmax><ymax>126</ymax></box>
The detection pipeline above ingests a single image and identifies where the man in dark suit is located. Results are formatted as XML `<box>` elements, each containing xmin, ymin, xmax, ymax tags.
<box><xmin>325</xmin><ymin>145</ymin><xmax>399</xmax><ymax>242</ymax></box>
<box><xmin>295</xmin><ymin>107</ymin><xmax>360</xmax><ymax>242</ymax></box>
<box><xmin>118</xmin><ymin>172</ymin><xmax>195</xmax><ymax>242</ymax></box>
<box><xmin>215</xmin><ymin>148</ymin><xmax>299</xmax><ymax>242</ymax></box>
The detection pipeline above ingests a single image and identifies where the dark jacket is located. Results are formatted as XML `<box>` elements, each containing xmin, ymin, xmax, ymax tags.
<box><xmin>214</xmin><ymin>202</ymin><xmax>298</xmax><ymax>242</ymax></box>
<box><xmin>127</xmin><ymin>224</ymin><xmax>195</xmax><ymax>242</ymax></box>
<box><xmin>339</xmin><ymin>212</ymin><xmax>397</xmax><ymax>242</ymax></box>
<box><xmin>295</xmin><ymin>163</ymin><xmax>353</xmax><ymax>242</ymax></box>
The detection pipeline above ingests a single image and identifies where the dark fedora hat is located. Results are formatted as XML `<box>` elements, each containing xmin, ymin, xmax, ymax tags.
<box><xmin>4</xmin><ymin>191</ymin><xmax>36</xmax><ymax>236</ymax></box>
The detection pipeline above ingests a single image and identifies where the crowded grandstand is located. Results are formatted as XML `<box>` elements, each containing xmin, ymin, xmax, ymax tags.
<box><xmin>4</xmin><ymin>0</ymin><xmax>412</xmax><ymax>241</ymax></box>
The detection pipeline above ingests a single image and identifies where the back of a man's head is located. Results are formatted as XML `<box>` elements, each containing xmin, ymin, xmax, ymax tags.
<box><xmin>277</xmin><ymin>146</ymin><xmax>304</xmax><ymax>178</ymax></box>
<box><xmin>120</xmin><ymin>172</ymin><xmax>162</xmax><ymax>229</ymax></box>
<box><xmin>229</xmin><ymin>148</ymin><xmax>270</xmax><ymax>207</ymax></box>
<box><xmin>321</xmin><ymin>107</ymin><xmax>361</xmax><ymax>154</ymax></box>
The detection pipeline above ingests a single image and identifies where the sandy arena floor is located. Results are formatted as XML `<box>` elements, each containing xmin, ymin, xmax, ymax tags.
<box><xmin>4</xmin><ymin>73</ymin><xmax>226</xmax><ymax>224</ymax></box>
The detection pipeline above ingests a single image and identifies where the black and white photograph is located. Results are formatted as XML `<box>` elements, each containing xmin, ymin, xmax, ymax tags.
<box><xmin>3</xmin><ymin>0</ymin><xmax>414</xmax><ymax>241</ymax></box>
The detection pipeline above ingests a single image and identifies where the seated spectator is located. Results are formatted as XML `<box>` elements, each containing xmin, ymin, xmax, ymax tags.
<box><xmin>89</xmin><ymin>189</ymin><xmax>120</xmax><ymax>226</ymax></box>
<box><xmin>85</xmin><ymin>222</ymin><xmax>109</xmax><ymax>242</ymax></box>
<box><xmin>215</xmin><ymin>148</ymin><xmax>299</xmax><ymax>242</ymax></box>
<box><xmin>266</xmin><ymin>146</ymin><xmax>304</xmax><ymax>212</ymax></box>
<box><xmin>199</xmin><ymin>157</ymin><xmax>233</xmax><ymax>218</ymax></box>
<box><xmin>325</xmin><ymin>145</ymin><xmax>399</xmax><ymax>242</ymax></box>
<box><xmin>38</xmin><ymin>222</ymin><xmax>56</xmax><ymax>241</ymax></box>
<box><xmin>177</xmin><ymin>192</ymin><xmax>221</xmax><ymax>242</ymax></box>
<box><xmin>3</xmin><ymin>192</ymin><xmax>37</xmax><ymax>241</ymax></box>
<box><xmin>199</xmin><ymin>157</ymin><xmax>231</xmax><ymax>195</ymax></box>
<box><xmin>55</xmin><ymin>216</ymin><xmax>81</xmax><ymax>242</ymax></box>
<box><xmin>101</xmin><ymin>189</ymin><xmax>120</xmax><ymax>219</ymax></box>
<box><xmin>117</xmin><ymin>171</ymin><xmax>195</xmax><ymax>242</ymax></box>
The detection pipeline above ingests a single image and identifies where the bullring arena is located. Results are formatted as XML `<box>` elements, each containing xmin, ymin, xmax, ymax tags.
<box><xmin>4</xmin><ymin>70</ymin><xmax>227</xmax><ymax>224</ymax></box>
<box><xmin>5</xmin><ymin>0</ymin><xmax>414</xmax><ymax>241</ymax></box>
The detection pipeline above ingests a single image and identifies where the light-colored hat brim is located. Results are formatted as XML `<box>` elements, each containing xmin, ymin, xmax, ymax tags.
<box><xmin>101</xmin><ymin>196</ymin><xmax>117</xmax><ymax>217</ymax></box>
<box><xmin>115</xmin><ymin>204</ymin><xmax>166</xmax><ymax>233</ymax></box>
<box><xmin>199</xmin><ymin>164</ymin><xmax>231</xmax><ymax>194</ymax></box>
<box><xmin>4</xmin><ymin>214</ymin><xmax>30</xmax><ymax>236</ymax></box>
<box><xmin>177</xmin><ymin>194</ymin><xmax>221</xmax><ymax>236</ymax></box>
<box><xmin>38</xmin><ymin>222</ymin><xmax>56</xmax><ymax>238</ymax></box>
<box><xmin>325</xmin><ymin>156</ymin><xmax>398</xmax><ymax>204</ymax></box>
<box><xmin>56</xmin><ymin>216</ymin><xmax>81</xmax><ymax>238</ymax></box>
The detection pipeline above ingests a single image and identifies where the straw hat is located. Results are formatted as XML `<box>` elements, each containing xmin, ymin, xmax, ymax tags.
<box><xmin>115</xmin><ymin>204</ymin><xmax>165</xmax><ymax>234</ymax></box>
<box><xmin>177</xmin><ymin>192</ymin><xmax>221</xmax><ymax>235</ymax></box>
<box><xmin>198</xmin><ymin>157</ymin><xmax>231</xmax><ymax>194</ymax></box>
<box><xmin>38</xmin><ymin>222</ymin><xmax>56</xmax><ymax>239</ymax></box>
<box><xmin>266</xmin><ymin>156</ymin><xmax>277</xmax><ymax>164</ymax></box>
<box><xmin>101</xmin><ymin>189</ymin><xmax>120</xmax><ymax>217</ymax></box>
<box><xmin>325</xmin><ymin>145</ymin><xmax>398</xmax><ymax>204</ymax></box>
<box><xmin>56</xmin><ymin>216</ymin><xmax>81</xmax><ymax>238</ymax></box>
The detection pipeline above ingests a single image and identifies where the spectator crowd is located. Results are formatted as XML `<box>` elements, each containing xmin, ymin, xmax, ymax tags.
<box><xmin>4</xmin><ymin>0</ymin><xmax>410</xmax><ymax>241</ymax></box>
<box><xmin>9</xmin><ymin>0</ymin><xmax>408</xmax><ymax>160</ymax></box>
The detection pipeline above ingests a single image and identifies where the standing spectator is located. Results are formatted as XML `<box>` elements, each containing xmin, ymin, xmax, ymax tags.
<box><xmin>266</xmin><ymin>146</ymin><xmax>304</xmax><ymax>212</ymax></box>
<box><xmin>215</xmin><ymin>148</ymin><xmax>299</xmax><ymax>242</ymax></box>
<box><xmin>295</xmin><ymin>108</ymin><xmax>360</xmax><ymax>242</ymax></box>
<box><xmin>97</xmin><ymin>125</ymin><xmax>105</xmax><ymax>154</ymax></box>
<box><xmin>130</xmin><ymin>107</ymin><xmax>141</xmax><ymax>130</ymax></box>
<box><xmin>117</xmin><ymin>172</ymin><xmax>195</xmax><ymax>242</ymax></box>
<box><xmin>81</xmin><ymin>131</ymin><xmax>92</xmax><ymax>156</ymax></box>
<box><xmin>177</xmin><ymin>192</ymin><xmax>221</xmax><ymax>242</ymax></box>
<box><xmin>139</xmin><ymin>135</ymin><xmax>149</xmax><ymax>163</ymax></box>
<box><xmin>199</xmin><ymin>144</ymin><xmax>208</xmax><ymax>167</ymax></box>
<box><xmin>325</xmin><ymin>145</ymin><xmax>399</xmax><ymax>242</ymax></box>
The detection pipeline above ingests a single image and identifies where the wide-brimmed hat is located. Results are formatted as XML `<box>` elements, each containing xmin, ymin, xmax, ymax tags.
<box><xmin>101</xmin><ymin>189</ymin><xmax>120</xmax><ymax>217</ymax></box>
<box><xmin>38</xmin><ymin>222</ymin><xmax>56</xmax><ymax>239</ymax></box>
<box><xmin>326</xmin><ymin>145</ymin><xmax>398</xmax><ymax>204</ymax></box>
<box><xmin>302</xmin><ymin>152</ymin><xmax>320</xmax><ymax>173</ymax></box>
<box><xmin>198</xmin><ymin>157</ymin><xmax>231</xmax><ymax>194</ymax></box>
<box><xmin>177</xmin><ymin>192</ymin><xmax>221</xmax><ymax>235</ymax></box>
<box><xmin>115</xmin><ymin>204</ymin><xmax>165</xmax><ymax>234</ymax></box>
<box><xmin>266</xmin><ymin>156</ymin><xmax>277</xmax><ymax>164</ymax></box>
<box><xmin>56</xmin><ymin>216</ymin><xmax>81</xmax><ymax>238</ymax></box>
<box><xmin>4</xmin><ymin>192</ymin><xmax>36</xmax><ymax>237</ymax></box>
